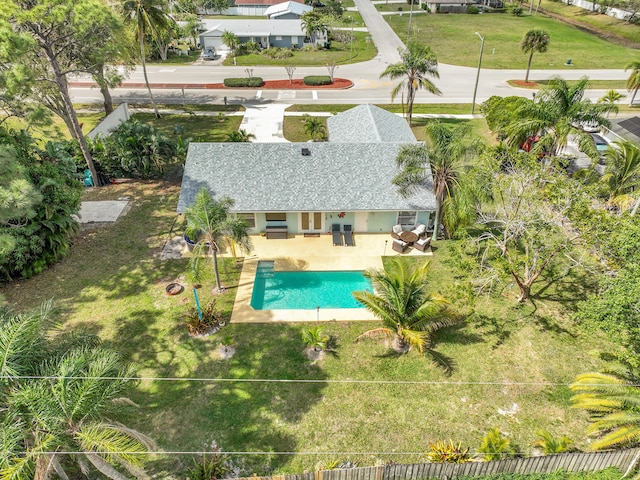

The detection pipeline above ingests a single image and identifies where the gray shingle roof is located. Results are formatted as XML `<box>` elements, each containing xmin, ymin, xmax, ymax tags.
<box><xmin>327</xmin><ymin>104</ymin><xmax>416</xmax><ymax>143</ymax></box>
<box><xmin>177</xmin><ymin>143</ymin><xmax>435</xmax><ymax>213</ymax></box>
<box><xmin>200</xmin><ymin>19</ymin><xmax>305</xmax><ymax>37</ymax></box>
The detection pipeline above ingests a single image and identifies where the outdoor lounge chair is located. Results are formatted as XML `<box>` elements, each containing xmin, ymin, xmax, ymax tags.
<box><xmin>344</xmin><ymin>224</ymin><xmax>354</xmax><ymax>246</ymax></box>
<box><xmin>413</xmin><ymin>236</ymin><xmax>431</xmax><ymax>252</ymax></box>
<box><xmin>391</xmin><ymin>224</ymin><xmax>403</xmax><ymax>239</ymax></box>
<box><xmin>411</xmin><ymin>223</ymin><xmax>427</xmax><ymax>238</ymax></box>
<box><xmin>392</xmin><ymin>239</ymin><xmax>408</xmax><ymax>253</ymax></box>
<box><xmin>332</xmin><ymin>223</ymin><xmax>343</xmax><ymax>246</ymax></box>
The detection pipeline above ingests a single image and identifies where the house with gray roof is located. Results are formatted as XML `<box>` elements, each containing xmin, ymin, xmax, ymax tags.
<box><xmin>177</xmin><ymin>105</ymin><xmax>436</xmax><ymax>237</ymax></box>
<box><xmin>264</xmin><ymin>1</ymin><xmax>313</xmax><ymax>18</ymax></box>
<box><xmin>199</xmin><ymin>19</ymin><xmax>309</xmax><ymax>51</ymax></box>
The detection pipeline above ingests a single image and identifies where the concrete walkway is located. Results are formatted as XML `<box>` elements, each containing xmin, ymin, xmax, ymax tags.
<box><xmin>240</xmin><ymin>103</ymin><xmax>291</xmax><ymax>142</ymax></box>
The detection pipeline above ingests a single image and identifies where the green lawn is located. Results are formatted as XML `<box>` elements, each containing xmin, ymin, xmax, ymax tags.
<box><xmin>0</xmin><ymin>179</ymin><xmax>613</xmax><ymax>478</ymax></box>
<box><xmin>224</xmin><ymin>31</ymin><xmax>377</xmax><ymax>66</ymax></box>
<box><xmin>283</xmin><ymin>115</ymin><xmax>328</xmax><ymax>141</ymax></box>
<box><xmin>130</xmin><ymin>112</ymin><xmax>243</xmax><ymax>142</ymax></box>
<box><xmin>385</xmin><ymin>12</ymin><xmax>640</xmax><ymax>68</ymax></box>
<box><xmin>508</xmin><ymin>79</ymin><xmax>628</xmax><ymax>89</ymax></box>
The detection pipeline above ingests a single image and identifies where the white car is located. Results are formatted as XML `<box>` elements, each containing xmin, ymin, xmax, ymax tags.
<box><xmin>580</xmin><ymin>120</ymin><xmax>601</xmax><ymax>133</ymax></box>
<box><xmin>200</xmin><ymin>48</ymin><xmax>216</xmax><ymax>60</ymax></box>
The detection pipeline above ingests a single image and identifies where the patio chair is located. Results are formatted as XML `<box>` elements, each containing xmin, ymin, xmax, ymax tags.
<box><xmin>83</xmin><ymin>169</ymin><xmax>94</xmax><ymax>187</ymax></box>
<box><xmin>331</xmin><ymin>223</ymin><xmax>343</xmax><ymax>246</ymax></box>
<box><xmin>391</xmin><ymin>224</ymin><xmax>403</xmax><ymax>239</ymax></box>
<box><xmin>344</xmin><ymin>224</ymin><xmax>354</xmax><ymax>246</ymax></box>
<box><xmin>411</xmin><ymin>223</ymin><xmax>427</xmax><ymax>238</ymax></box>
<box><xmin>413</xmin><ymin>236</ymin><xmax>431</xmax><ymax>252</ymax></box>
<box><xmin>392</xmin><ymin>239</ymin><xmax>408</xmax><ymax>253</ymax></box>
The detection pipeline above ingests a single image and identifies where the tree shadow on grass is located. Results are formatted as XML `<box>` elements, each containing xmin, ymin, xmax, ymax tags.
<box><xmin>468</xmin><ymin>313</ymin><xmax>516</xmax><ymax>349</ymax></box>
<box><xmin>531</xmin><ymin>264</ymin><xmax>600</xmax><ymax>313</ymax></box>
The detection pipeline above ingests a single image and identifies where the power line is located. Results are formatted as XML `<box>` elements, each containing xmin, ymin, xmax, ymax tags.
<box><xmin>11</xmin><ymin>450</ymin><xmax>617</xmax><ymax>456</ymax></box>
<box><xmin>0</xmin><ymin>375</ymin><xmax>623</xmax><ymax>387</ymax></box>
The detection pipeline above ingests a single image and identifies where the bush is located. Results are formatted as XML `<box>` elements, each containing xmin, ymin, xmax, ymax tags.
<box><xmin>261</xmin><ymin>47</ymin><xmax>293</xmax><ymax>59</ymax></box>
<box><xmin>185</xmin><ymin>300</ymin><xmax>227</xmax><ymax>336</ymax></box>
<box><xmin>303</xmin><ymin>75</ymin><xmax>332</xmax><ymax>86</ymax></box>
<box><xmin>422</xmin><ymin>3</ymin><xmax>430</xmax><ymax>10</ymax></box>
<box><xmin>235</xmin><ymin>40</ymin><xmax>259</xmax><ymax>55</ymax></box>
<box><xmin>466</xmin><ymin>5</ymin><xmax>479</xmax><ymax>13</ymax></box>
<box><xmin>223</xmin><ymin>77</ymin><xmax>265</xmax><ymax>87</ymax></box>
<box><xmin>424</xmin><ymin>440</ymin><xmax>472</xmax><ymax>463</ymax></box>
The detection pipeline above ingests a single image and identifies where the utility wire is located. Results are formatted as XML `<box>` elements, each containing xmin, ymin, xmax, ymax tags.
<box><xmin>13</xmin><ymin>450</ymin><xmax>620</xmax><ymax>456</ymax></box>
<box><xmin>0</xmin><ymin>375</ymin><xmax>620</xmax><ymax>387</ymax></box>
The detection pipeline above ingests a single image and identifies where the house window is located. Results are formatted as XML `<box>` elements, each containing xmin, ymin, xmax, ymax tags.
<box><xmin>397</xmin><ymin>211</ymin><xmax>417</xmax><ymax>227</ymax></box>
<box><xmin>266</xmin><ymin>213</ymin><xmax>286</xmax><ymax>222</ymax></box>
<box><xmin>276</xmin><ymin>36</ymin><xmax>282</xmax><ymax>40</ymax></box>
<box><xmin>237</xmin><ymin>213</ymin><xmax>256</xmax><ymax>228</ymax></box>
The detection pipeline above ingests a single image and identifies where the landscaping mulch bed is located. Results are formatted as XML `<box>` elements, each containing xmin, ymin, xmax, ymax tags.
<box><xmin>213</xmin><ymin>78</ymin><xmax>353</xmax><ymax>89</ymax></box>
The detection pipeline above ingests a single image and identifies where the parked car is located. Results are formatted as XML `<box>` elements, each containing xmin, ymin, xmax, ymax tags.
<box><xmin>200</xmin><ymin>48</ymin><xmax>216</xmax><ymax>60</ymax></box>
<box><xmin>581</xmin><ymin>120</ymin><xmax>601</xmax><ymax>133</ymax></box>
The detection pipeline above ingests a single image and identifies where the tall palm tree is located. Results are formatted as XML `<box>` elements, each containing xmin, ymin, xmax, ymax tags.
<box><xmin>300</xmin><ymin>11</ymin><xmax>328</xmax><ymax>46</ymax></box>
<box><xmin>225</xmin><ymin>129</ymin><xmax>256</xmax><ymax>142</ymax></box>
<box><xmin>221</xmin><ymin>30</ymin><xmax>239</xmax><ymax>54</ymax></box>
<box><xmin>302</xmin><ymin>115</ymin><xmax>327</xmax><ymax>141</ymax></box>
<box><xmin>184</xmin><ymin>187</ymin><xmax>252</xmax><ymax>293</ymax></box>
<box><xmin>120</xmin><ymin>0</ymin><xmax>173</xmax><ymax>119</ymax></box>
<box><xmin>625</xmin><ymin>61</ymin><xmax>640</xmax><ymax>107</ymax></box>
<box><xmin>520</xmin><ymin>29</ymin><xmax>550</xmax><ymax>83</ymax></box>
<box><xmin>570</xmin><ymin>364</ymin><xmax>640</xmax><ymax>450</ymax></box>
<box><xmin>380</xmin><ymin>42</ymin><xmax>441</xmax><ymax>126</ymax></box>
<box><xmin>353</xmin><ymin>259</ymin><xmax>460</xmax><ymax>372</ymax></box>
<box><xmin>506</xmin><ymin>76</ymin><xmax>611</xmax><ymax>158</ymax></box>
<box><xmin>0</xmin><ymin>303</ymin><xmax>154</xmax><ymax>480</ymax></box>
<box><xmin>600</xmin><ymin>140</ymin><xmax>640</xmax><ymax>210</ymax></box>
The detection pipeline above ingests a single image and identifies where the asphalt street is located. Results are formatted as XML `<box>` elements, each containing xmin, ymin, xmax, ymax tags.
<box><xmin>68</xmin><ymin>0</ymin><xmax>629</xmax><ymax>107</ymax></box>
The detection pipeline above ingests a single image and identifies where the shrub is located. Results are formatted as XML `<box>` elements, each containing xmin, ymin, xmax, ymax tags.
<box><xmin>424</xmin><ymin>440</ymin><xmax>472</xmax><ymax>463</ymax></box>
<box><xmin>466</xmin><ymin>5</ymin><xmax>479</xmax><ymax>13</ymax></box>
<box><xmin>223</xmin><ymin>77</ymin><xmax>265</xmax><ymax>87</ymax></box>
<box><xmin>187</xmin><ymin>450</ymin><xmax>232</xmax><ymax>480</ymax></box>
<box><xmin>422</xmin><ymin>3</ymin><xmax>430</xmax><ymax>10</ymax></box>
<box><xmin>261</xmin><ymin>47</ymin><xmax>293</xmax><ymax>59</ymax></box>
<box><xmin>303</xmin><ymin>75</ymin><xmax>332</xmax><ymax>86</ymax></box>
<box><xmin>235</xmin><ymin>40</ymin><xmax>259</xmax><ymax>55</ymax></box>
<box><xmin>185</xmin><ymin>300</ymin><xmax>227</xmax><ymax>336</ymax></box>
<box><xmin>301</xmin><ymin>44</ymin><xmax>316</xmax><ymax>52</ymax></box>
<box><xmin>535</xmin><ymin>430</ymin><xmax>574</xmax><ymax>454</ymax></box>
<box><xmin>478</xmin><ymin>427</ymin><xmax>517</xmax><ymax>461</ymax></box>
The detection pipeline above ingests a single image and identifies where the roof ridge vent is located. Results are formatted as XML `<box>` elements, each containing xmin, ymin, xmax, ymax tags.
<box><xmin>301</xmin><ymin>147</ymin><xmax>311</xmax><ymax>156</ymax></box>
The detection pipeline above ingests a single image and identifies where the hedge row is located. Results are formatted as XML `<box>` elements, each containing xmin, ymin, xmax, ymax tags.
<box><xmin>303</xmin><ymin>75</ymin><xmax>333</xmax><ymax>86</ymax></box>
<box><xmin>223</xmin><ymin>77</ymin><xmax>265</xmax><ymax>87</ymax></box>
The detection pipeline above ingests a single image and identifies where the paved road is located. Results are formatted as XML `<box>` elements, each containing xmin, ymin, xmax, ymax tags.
<box><xmin>68</xmin><ymin>0</ymin><xmax>628</xmax><ymax>107</ymax></box>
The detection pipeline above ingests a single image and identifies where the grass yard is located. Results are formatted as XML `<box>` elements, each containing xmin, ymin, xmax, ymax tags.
<box><xmin>224</xmin><ymin>32</ymin><xmax>377</xmax><ymax>66</ymax></box>
<box><xmin>131</xmin><ymin>112</ymin><xmax>243</xmax><ymax>142</ymax></box>
<box><xmin>0</xmin><ymin>181</ymin><xmax>614</xmax><ymax>479</ymax></box>
<box><xmin>385</xmin><ymin>13</ymin><xmax>640</xmax><ymax>69</ymax></box>
<box><xmin>508</xmin><ymin>79</ymin><xmax>627</xmax><ymax>89</ymax></box>
<box><xmin>283</xmin><ymin>115</ymin><xmax>328</xmax><ymax>141</ymax></box>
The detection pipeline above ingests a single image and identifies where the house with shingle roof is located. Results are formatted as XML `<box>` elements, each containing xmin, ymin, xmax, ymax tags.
<box><xmin>199</xmin><ymin>19</ymin><xmax>308</xmax><ymax>51</ymax></box>
<box><xmin>264</xmin><ymin>1</ymin><xmax>313</xmax><ymax>18</ymax></box>
<box><xmin>177</xmin><ymin>105</ymin><xmax>436</xmax><ymax>236</ymax></box>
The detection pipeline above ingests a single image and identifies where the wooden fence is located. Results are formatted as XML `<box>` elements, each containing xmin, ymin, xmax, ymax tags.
<box><xmin>237</xmin><ymin>449</ymin><xmax>640</xmax><ymax>480</ymax></box>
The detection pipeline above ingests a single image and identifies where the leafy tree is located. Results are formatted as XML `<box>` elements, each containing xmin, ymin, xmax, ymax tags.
<box><xmin>221</xmin><ymin>30</ymin><xmax>239</xmax><ymax>53</ymax></box>
<box><xmin>182</xmin><ymin>14</ymin><xmax>203</xmax><ymax>47</ymax></box>
<box><xmin>478</xmin><ymin>428</ymin><xmax>516</xmax><ymax>461</ymax></box>
<box><xmin>476</xmin><ymin>161</ymin><xmax>580</xmax><ymax>303</ymax></box>
<box><xmin>481</xmin><ymin>96</ymin><xmax>531</xmax><ymax>141</ymax></box>
<box><xmin>184</xmin><ymin>187</ymin><xmax>252</xmax><ymax>293</ymax></box>
<box><xmin>379</xmin><ymin>42</ymin><xmax>441</xmax><ymax>126</ymax></box>
<box><xmin>600</xmin><ymin>140</ymin><xmax>640</xmax><ymax>210</ymax></box>
<box><xmin>225</xmin><ymin>129</ymin><xmax>255</xmax><ymax>142</ymax></box>
<box><xmin>625</xmin><ymin>60</ymin><xmax>640</xmax><ymax>107</ymax></box>
<box><xmin>353</xmin><ymin>259</ymin><xmax>459</xmax><ymax>372</ymax></box>
<box><xmin>520</xmin><ymin>29</ymin><xmax>550</xmax><ymax>83</ymax></box>
<box><xmin>0</xmin><ymin>302</ymin><xmax>155</xmax><ymax>480</ymax></box>
<box><xmin>0</xmin><ymin>131</ymin><xmax>82</xmax><ymax>280</ymax></box>
<box><xmin>0</xmin><ymin>0</ymin><xmax>111</xmax><ymax>184</ymax></box>
<box><xmin>570</xmin><ymin>364</ymin><xmax>640</xmax><ymax>449</ymax></box>
<box><xmin>302</xmin><ymin>115</ymin><xmax>328</xmax><ymax>141</ymax></box>
<box><xmin>199</xmin><ymin>0</ymin><xmax>229</xmax><ymax>14</ymax></box>
<box><xmin>119</xmin><ymin>0</ymin><xmax>174</xmax><ymax>119</ymax></box>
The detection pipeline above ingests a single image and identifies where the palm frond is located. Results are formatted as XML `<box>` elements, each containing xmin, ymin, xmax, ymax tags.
<box><xmin>354</xmin><ymin>328</ymin><xmax>394</xmax><ymax>343</ymax></box>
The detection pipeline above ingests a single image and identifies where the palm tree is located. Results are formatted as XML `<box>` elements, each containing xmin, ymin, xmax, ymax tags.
<box><xmin>570</xmin><ymin>365</ymin><xmax>640</xmax><ymax>450</ymax></box>
<box><xmin>625</xmin><ymin>61</ymin><xmax>640</xmax><ymax>107</ymax></box>
<box><xmin>353</xmin><ymin>259</ymin><xmax>460</xmax><ymax>372</ymax></box>
<box><xmin>120</xmin><ymin>0</ymin><xmax>173</xmax><ymax>119</ymax></box>
<box><xmin>598</xmin><ymin>89</ymin><xmax>625</xmax><ymax>116</ymax></box>
<box><xmin>302</xmin><ymin>115</ymin><xmax>328</xmax><ymax>141</ymax></box>
<box><xmin>221</xmin><ymin>30</ymin><xmax>239</xmax><ymax>54</ymax></box>
<box><xmin>600</xmin><ymin>140</ymin><xmax>640</xmax><ymax>210</ymax></box>
<box><xmin>184</xmin><ymin>187</ymin><xmax>252</xmax><ymax>293</ymax></box>
<box><xmin>0</xmin><ymin>303</ymin><xmax>154</xmax><ymax>480</ymax></box>
<box><xmin>225</xmin><ymin>129</ymin><xmax>256</xmax><ymax>142</ymax></box>
<box><xmin>379</xmin><ymin>42</ymin><xmax>441</xmax><ymax>126</ymax></box>
<box><xmin>300</xmin><ymin>11</ymin><xmax>328</xmax><ymax>46</ymax></box>
<box><xmin>506</xmin><ymin>76</ymin><xmax>612</xmax><ymax>158</ymax></box>
<box><xmin>520</xmin><ymin>29</ymin><xmax>550</xmax><ymax>83</ymax></box>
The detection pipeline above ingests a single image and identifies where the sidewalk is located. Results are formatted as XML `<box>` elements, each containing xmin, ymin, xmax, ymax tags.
<box><xmin>240</xmin><ymin>103</ymin><xmax>291</xmax><ymax>142</ymax></box>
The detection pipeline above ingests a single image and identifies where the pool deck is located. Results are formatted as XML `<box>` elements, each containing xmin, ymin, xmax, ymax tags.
<box><xmin>224</xmin><ymin>233</ymin><xmax>432</xmax><ymax>323</ymax></box>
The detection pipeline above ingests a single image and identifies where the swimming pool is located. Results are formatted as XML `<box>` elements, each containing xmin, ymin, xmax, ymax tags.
<box><xmin>250</xmin><ymin>261</ymin><xmax>373</xmax><ymax>310</ymax></box>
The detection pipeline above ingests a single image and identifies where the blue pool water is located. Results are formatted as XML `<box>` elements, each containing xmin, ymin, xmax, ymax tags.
<box><xmin>251</xmin><ymin>261</ymin><xmax>373</xmax><ymax>310</ymax></box>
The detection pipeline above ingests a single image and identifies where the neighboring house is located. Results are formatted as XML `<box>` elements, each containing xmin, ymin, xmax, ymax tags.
<box><xmin>264</xmin><ymin>0</ymin><xmax>313</xmax><ymax>18</ymax></box>
<box><xmin>177</xmin><ymin>105</ymin><xmax>436</xmax><ymax>235</ymax></box>
<box><xmin>234</xmin><ymin>0</ymin><xmax>305</xmax><ymax>16</ymax></box>
<box><xmin>199</xmin><ymin>19</ymin><xmax>307</xmax><ymax>50</ymax></box>
<box><xmin>608</xmin><ymin>116</ymin><xmax>640</xmax><ymax>146</ymax></box>
<box><xmin>421</xmin><ymin>0</ymin><xmax>476</xmax><ymax>12</ymax></box>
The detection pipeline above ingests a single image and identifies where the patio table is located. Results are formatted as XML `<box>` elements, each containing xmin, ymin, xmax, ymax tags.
<box><xmin>399</xmin><ymin>231</ymin><xmax>418</xmax><ymax>244</ymax></box>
